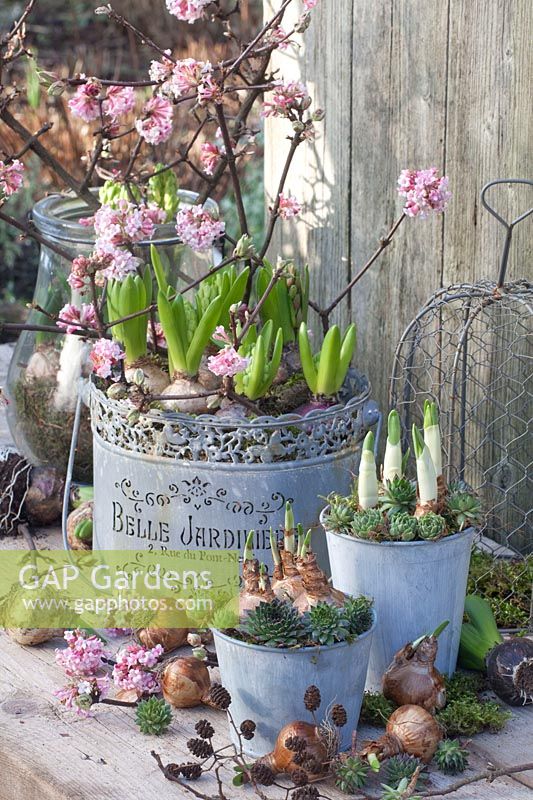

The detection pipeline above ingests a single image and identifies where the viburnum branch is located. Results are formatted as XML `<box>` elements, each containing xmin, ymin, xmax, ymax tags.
<box><xmin>259</xmin><ymin>131</ymin><xmax>303</xmax><ymax>259</ymax></box>
<box><xmin>150</xmin><ymin>751</ymin><xmax>214</xmax><ymax>800</ymax></box>
<box><xmin>0</xmin><ymin>0</ymin><xmax>36</xmax><ymax>46</ymax></box>
<box><xmin>312</xmin><ymin>212</ymin><xmax>407</xmax><ymax>332</ymax></box>
<box><xmin>215</xmin><ymin>103</ymin><xmax>248</xmax><ymax>236</ymax></box>
<box><xmin>0</xmin><ymin>208</ymin><xmax>74</xmax><ymax>261</ymax></box>
<box><xmin>95</xmin><ymin>5</ymin><xmax>177</xmax><ymax>63</ymax></box>
<box><xmin>227</xmin><ymin>0</ymin><xmax>293</xmax><ymax>77</ymax></box>
<box><xmin>0</xmin><ymin>321</ymin><xmax>99</xmax><ymax>338</ymax></box>
<box><xmin>236</xmin><ymin>262</ymin><xmax>285</xmax><ymax>347</ymax></box>
<box><xmin>3</xmin><ymin>122</ymin><xmax>53</xmax><ymax>161</ymax></box>
<box><xmin>0</xmin><ymin>108</ymin><xmax>99</xmax><ymax>208</ymax></box>
<box><xmin>418</xmin><ymin>761</ymin><xmax>533</xmax><ymax>797</ymax></box>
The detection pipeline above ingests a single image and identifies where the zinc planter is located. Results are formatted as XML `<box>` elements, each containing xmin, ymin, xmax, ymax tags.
<box><xmin>322</xmin><ymin>512</ymin><xmax>474</xmax><ymax>690</ymax></box>
<box><xmin>90</xmin><ymin>371</ymin><xmax>377</xmax><ymax>568</ymax></box>
<box><xmin>212</xmin><ymin>612</ymin><xmax>376</xmax><ymax>757</ymax></box>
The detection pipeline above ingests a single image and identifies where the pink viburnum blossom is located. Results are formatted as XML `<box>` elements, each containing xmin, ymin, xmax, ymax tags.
<box><xmin>265</xmin><ymin>25</ymin><xmax>292</xmax><ymax>50</ymax></box>
<box><xmin>175</xmin><ymin>205</ymin><xmax>225</xmax><ymax>252</ymax></box>
<box><xmin>397</xmin><ymin>168</ymin><xmax>451</xmax><ymax>218</ymax></box>
<box><xmin>303</xmin><ymin>0</ymin><xmax>318</xmax><ymax>9</ymax></box>
<box><xmin>0</xmin><ymin>159</ymin><xmax>24</xmax><ymax>197</ymax></box>
<box><xmin>135</xmin><ymin>95</ymin><xmax>173</xmax><ymax>144</ymax></box>
<box><xmin>54</xmin><ymin>675</ymin><xmax>110</xmax><ymax>718</ymax></box>
<box><xmin>197</xmin><ymin>71</ymin><xmax>222</xmax><ymax>105</ymax></box>
<box><xmin>55</xmin><ymin>630</ymin><xmax>109</xmax><ymax>677</ymax></box>
<box><xmin>89</xmin><ymin>339</ymin><xmax>125</xmax><ymax>379</ymax></box>
<box><xmin>91</xmin><ymin>200</ymin><xmax>164</xmax><ymax>248</ymax></box>
<box><xmin>67</xmin><ymin>252</ymin><xmax>112</xmax><ymax>292</ymax></box>
<box><xmin>68</xmin><ymin>78</ymin><xmax>102</xmax><ymax>122</ymax></box>
<box><xmin>207</xmin><ymin>346</ymin><xmax>249</xmax><ymax>378</ymax></box>
<box><xmin>165</xmin><ymin>0</ymin><xmax>211</xmax><ymax>23</ymax></box>
<box><xmin>112</xmin><ymin>643</ymin><xmax>163</xmax><ymax>696</ymax></box>
<box><xmin>262</xmin><ymin>80</ymin><xmax>310</xmax><ymax>118</ymax></box>
<box><xmin>169</xmin><ymin>58</ymin><xmax>207</xmax><ymax>97</ymax></box>
<box><xmin>102</xmin><ymin>86</ymin><xmax>136</xmax><ymax>120</ymax></box>
<box><xmin>149</xmin><ymin>52</ymin><xmax>175</xmax><ymax>84</ymax></box>
<box><xmin>56</xmin><ymin>302</ymin><xmax>97</xmax><ymax>334</ymax></box>
<box><xmin>277</xmin><ymin>192</ymin><xmax>302</xmax><ymax>219</ymax></box>
<box><xmin>200</xmin><ymin>142</ymin><xmax>221</xmax><ymax>175</ymax></box>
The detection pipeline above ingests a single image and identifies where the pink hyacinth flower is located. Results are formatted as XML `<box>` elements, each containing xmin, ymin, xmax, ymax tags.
<box><xmin>207</xmin><ymin>346</ymin><xmax>250</xmax><ymax>378</ymax></box>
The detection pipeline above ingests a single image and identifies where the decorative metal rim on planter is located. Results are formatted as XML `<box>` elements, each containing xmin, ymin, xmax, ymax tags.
<box><xmin>89</xmin><ymin>369</ymin><xmax>372</xmax><ymax>465</ymax></box>
<box><xmin>212</xmin><ymin>608</ymin><xmax>377</xmax><ymax>654</ymax></box>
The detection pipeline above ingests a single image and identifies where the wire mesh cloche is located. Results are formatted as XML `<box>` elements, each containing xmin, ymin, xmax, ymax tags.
<box><xmin>390</xmin><ymin>180</ymin><xmax>532</xmax><ymax>559</ymax></box>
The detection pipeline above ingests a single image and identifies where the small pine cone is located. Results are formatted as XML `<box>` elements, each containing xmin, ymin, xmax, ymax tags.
<box><xmin>240</xmin><ymin>719</ymin><xmax>256</xmax><ymax>740</ymax></box>
<box><xmin>285</xmin><ymin>735</ymin><xmax>307</xmax><ymax>753</ymax></box>
<box><xmin>291</xmin><ymin>787</ymin><xmax>320</xmax><ymax>800</ymax></box>
<box><xmin>250</xmin><ymin>762</ymin><xmax>276</xmax><ymax>786</ymax></box>
<box><xmin>180</xmin><ymin>762</ymin><xmax>202</xmax><ymax>780</ymax></box>
<box><xmin>291</xmin><ymin>768</ymin><xmax>309</xmax><ymax>787</ymax></box>
<box><xmin>187</xmin><ymin>738</ymin><xmax>213</xmax><ymax>758</ymax></box>
<box><xmin>195</xmin><ymin>719</ymin><xmax>215</xmax><ymax>739</ymax></box>
<box><xmin>208</xmin><ymin>683</ymin><xmax>231</xmax><ymax>710</ymax></box>
<box><xmin>165</xmin><ymin>763</ymin><xmax>182</xmax><ymax>779</ymax></box>
<box><xmin>303</xmin><ymin>685</ymin><xmax>321</xmax><ymax>712</ymax></box>
<box><xmin>331</xmin><ymin>703</ymin><xmax>348</xmax><ymax>727</ymax></box>
<box><xmin>301</xmin><ymin>756</ymin><xmax>323</xmax><ymax>775</ymax></box>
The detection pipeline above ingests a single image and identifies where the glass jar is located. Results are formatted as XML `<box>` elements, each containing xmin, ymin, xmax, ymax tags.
<box><xmin>5</xmin><ymin>190</ymin><xmax>221</xmax><ymax>482</ymax></box>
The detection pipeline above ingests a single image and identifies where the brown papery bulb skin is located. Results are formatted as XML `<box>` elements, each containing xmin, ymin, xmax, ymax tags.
<box><xmin>239</xmin><ymin>559</ymin><xmax>275</xmax><ymax>615</ymax></box>
<box><xmin>382</xmin><ymin>637</ymin><xmax>446</xmax><ymax>714</ymax></box>
<box><xmin>256</xmin><ymin>720</ymin><xmax>328</xmax><ymax>778</ymax></box>
<box><xmin>386</xmin><ymin>704</ymin><xmax>442</xmax><ymax>763</ymax></box>
<box><xmin>292</xmin><ymin>552</ymin><xmax>345</xmax><ymax>614</ymax></box>
<box><xmin>6</xmin><ymin>628</ymin><xmax>61</xmax><ymax>646</ymax></box>
<box><xmin>161</xmin><ymin>656</ymin><xmax>212</xmax><ymax>708</ymax></box>
<box><xmin>136</xmin><ymin>627</ymin><xmax>190</xmax><ymax>653</ymax></box>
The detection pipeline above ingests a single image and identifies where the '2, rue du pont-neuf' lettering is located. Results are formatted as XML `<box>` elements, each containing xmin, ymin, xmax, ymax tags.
<box><xmin>112</xmin><ymin>502</ymin><xmax>275</xmax><ymax>550</ymax></box>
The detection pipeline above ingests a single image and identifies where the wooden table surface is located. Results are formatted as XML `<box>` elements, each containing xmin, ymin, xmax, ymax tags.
<box><xmin>1</xmin><ymin>343</ymin><xmax>532</xmax><ymax>800</ymax></box>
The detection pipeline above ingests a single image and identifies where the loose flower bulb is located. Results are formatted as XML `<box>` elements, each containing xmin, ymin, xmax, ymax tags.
<box><xmin>161</xmin><ymin>657</ymin><xmax>212</xmax><ymax>708</ymax></box>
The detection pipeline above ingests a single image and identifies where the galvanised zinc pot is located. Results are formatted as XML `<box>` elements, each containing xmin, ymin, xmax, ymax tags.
<box><xmin>90</xmin><ymin>371</ymin><xmax>378</xmax><ymax>568</ymax></box>
<box><xmin>322</xmin><ymin>509</ymin><xmax>474</xmax><ymax>690</ymax></box>
<box><xmin>212</xmin><ymin>612</ymin><xmax>376</xmax><ymax>757</ymax></box>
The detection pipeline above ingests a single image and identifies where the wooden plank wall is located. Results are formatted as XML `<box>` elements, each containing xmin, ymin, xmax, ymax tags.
<box><xmin>263</xmin><ymin>0</ymin><xmax>533</xmax><ymax>414</ymax></box>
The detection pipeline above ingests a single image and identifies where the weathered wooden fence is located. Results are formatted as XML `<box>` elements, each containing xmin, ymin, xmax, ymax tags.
<box><xmin>264</xmin><ymin>0</ymin><xmax>533</xmax><ymax>415</ymax></box>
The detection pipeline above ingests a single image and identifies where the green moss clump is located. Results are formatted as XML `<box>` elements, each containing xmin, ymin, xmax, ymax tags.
<box><xmin>359</xmin><ymin>692</ymin><xmax>396</xmax><ymax>726</ymax></box>
<box><xmin>437</xmin><ymin>697</ymin><xmax>511</xmax><ymax>736</ymax></box>
<box><xmin>467</xmin><ymin>550</ymin><xmax>532</xmax><ymax>628</ymax></box>
<box><xmin>436</xmin><ymin>671</ymin><xmax>511</xmax><ymax>736</ymax></box>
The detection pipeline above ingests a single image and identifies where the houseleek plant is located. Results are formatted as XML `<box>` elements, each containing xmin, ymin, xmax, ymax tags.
<box><xmin>298</xmin><ymin>321</ymin><xmax>356</xmax><ymax>398</ymax></box>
